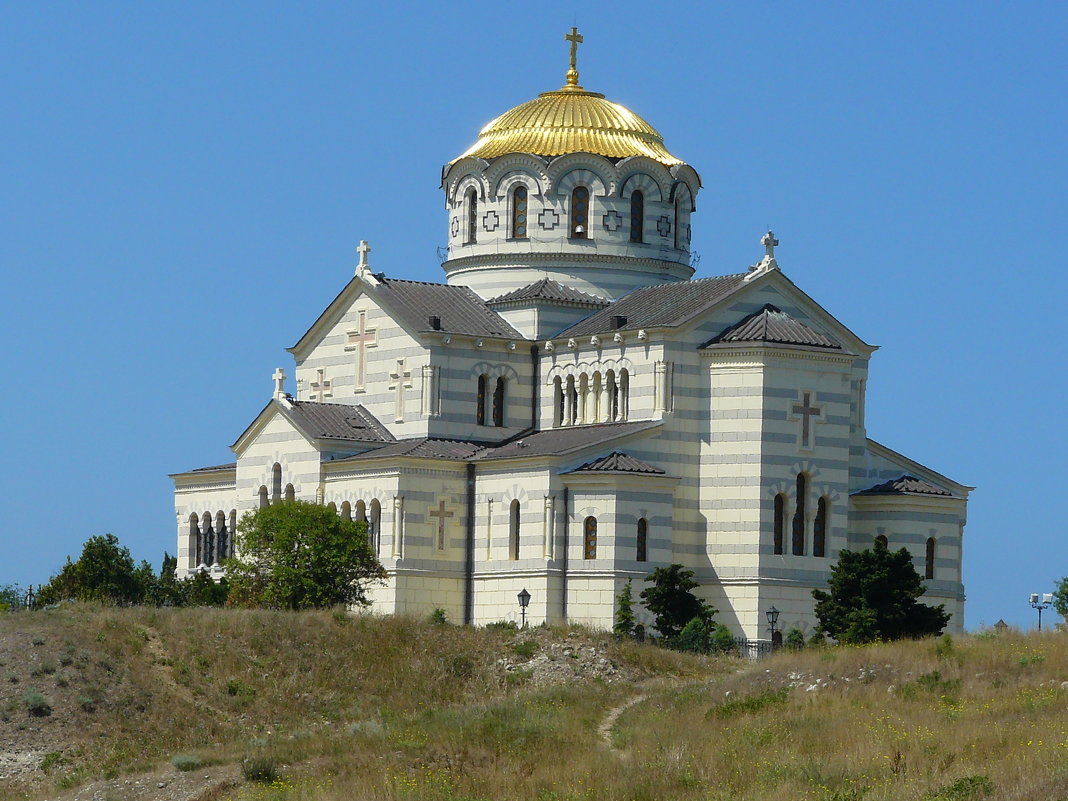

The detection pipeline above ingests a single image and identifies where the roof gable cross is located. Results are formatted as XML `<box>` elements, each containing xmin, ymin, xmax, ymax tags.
<box><xmin>272</xmin><ymin>367</ymin><xmax>287</xmax><ymax>400</ymax></box>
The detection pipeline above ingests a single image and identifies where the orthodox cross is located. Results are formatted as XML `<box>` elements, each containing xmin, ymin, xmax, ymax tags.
<box><xmin>345</xmin><ymin>310</ymin><xmax>378</xmax><ymax>390</ymax></box>
<box><xmin>272</xmin><ymin>367</ymin><xmax>287</xmax><ymax>400</ymax></box>
<box><xmin>388</xmin><ymin>358</ymin><xmax>412</xmax><ymax>422</ymax></box>
<box><xmin>762</xmin><ymin>230</ymin><xmax>779</xmax><ymax>260</ymax></box>
<box><xmin>565</xmin><ymin>27</ymin><xmax>583</xmax><ymax>86</ymax></box>
<box><xmin>309</xmin><ymin>368</ymin><xmax>332</xmax><ymax>401</ymax></box>
<box><xmin>791</xmin><ymin>391</ymin><xmax>823</xmax><ymax>449</ymax></box>
<box><xmin>429</xmin><ymin>499</ymin><xmax>454</xmax><ymax>550</ymax></box>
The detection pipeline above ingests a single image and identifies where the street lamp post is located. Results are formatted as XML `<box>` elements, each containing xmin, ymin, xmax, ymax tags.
<box><xmin>517</xmin><ymin>588</ymin><xmax>531</xmax><ymax>629</ymax></box>
<box><xmin>1030</xmin><ymin>593</ymin><xmax>1053</xmax><ymax>631</ymax></box>
<box><xmin>766</xmin><ymin>606</ymin><xmax>780</xmax><ymax>650</ymax></box>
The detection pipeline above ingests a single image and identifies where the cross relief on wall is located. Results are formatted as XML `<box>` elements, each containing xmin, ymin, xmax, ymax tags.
<box><xmin>791</xmin><ymin>390</ymin><xmax>823</xmax><ymax>450</ymax></box>
<box><xmin>388</xmin><ymin>358</ymin><xmax>412</xmax><ymax>422</ymax></box>
<box><xmin>428</xmin><ymin>498</ymin><xmax>454</xmax><ymax>551</ymax></box>
<box><xmin>345</xmin><ymin>310</ymin><xmax>378</xmax><ymax>391</ymax></box>
<box><xmin>309</xmin><ymin>368</ymin><xmax>332</xmax><ymax>402</ymax></box>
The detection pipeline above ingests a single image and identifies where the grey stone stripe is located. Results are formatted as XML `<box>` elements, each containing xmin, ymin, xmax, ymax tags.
<box><xmin>851</xmin><ymin>511</ymin><xmax>960</xmax><ymax>524</ymax></box>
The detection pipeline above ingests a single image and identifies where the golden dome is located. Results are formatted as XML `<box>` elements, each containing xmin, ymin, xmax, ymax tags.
<box><xmin>455</xmin><ymin>85</ymin><xmax>684</xmax><ymax>166</ymax></box>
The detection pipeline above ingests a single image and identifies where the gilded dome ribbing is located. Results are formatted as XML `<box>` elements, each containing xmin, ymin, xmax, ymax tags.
<box><xmin>454</xmin><ymin>85</ymin><xmax>683</xmax><ymax>166</ymax></box>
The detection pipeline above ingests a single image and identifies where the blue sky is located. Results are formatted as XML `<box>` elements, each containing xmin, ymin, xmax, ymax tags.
<box><xmin>2</xmin><ymin>2</ymin><xmax>1065</xmax><ymax>629</ymax></box>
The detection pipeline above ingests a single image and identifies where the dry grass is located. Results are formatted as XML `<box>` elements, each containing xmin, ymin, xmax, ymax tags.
<box><xmin>4</xmin><ymin>608</ymin><xmax>1068</xmax><ymax>801</ymax></box>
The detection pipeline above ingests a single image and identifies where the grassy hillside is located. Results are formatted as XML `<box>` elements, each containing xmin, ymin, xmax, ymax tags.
<box><xmin>1</xmin><ymin>607</ymin><xmax>1066</xmax><ymax>801</ymax></box>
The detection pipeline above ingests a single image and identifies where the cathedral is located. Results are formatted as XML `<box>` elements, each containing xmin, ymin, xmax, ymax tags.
<box><xmin>171</xmin><ymin>30</ymin><xmax>970</xmax><ymax>638</ymax></box>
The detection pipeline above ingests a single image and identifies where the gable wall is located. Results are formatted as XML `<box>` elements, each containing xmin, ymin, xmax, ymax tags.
<box><xmin>235</xmin><ymin>413</ymin><xmax>320</xmax><ymax>513</ymax></box>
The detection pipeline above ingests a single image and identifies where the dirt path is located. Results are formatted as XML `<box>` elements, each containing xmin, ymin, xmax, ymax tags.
<box><xmin>598</xmin><ymin>691</ymin><xmax>648</xmax><ymax>752</ymax></box>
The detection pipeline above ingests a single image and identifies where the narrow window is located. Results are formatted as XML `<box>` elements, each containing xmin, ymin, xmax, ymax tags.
<box><xmin>583</xmin><ymin>516</ymin><xmax>597</xmax><ymax>559</ymax></box>
<box><xmin>228</xmin><ymin>510</ymin><xmax>237</xmax><ymax>559</ymax></box>
<box><xmin>619</xmin><ymin>369</ymin><xmax>629</xmax><ymax>421</ymax></box>
<box><xmin>813</xmin><ymin>497</ymin><xmax>828</xmax><ymax>557</ymax></box>
<box><xmin>673</xmin><ymin>195</ymin><xmax>682</xmax><ymax>249</ymax></box>
<box><xmin>370</xmin><ymin>499</ymin><xmax>382</xmax><ymax>555</ymax></box>
<box><xmin>553</xmin><ymin>377</ymin><xmax>564</xmax><ymax>427</ymax></box>
<box><xmin>355</xmin><ymin>500</ymin><xmax>367</xmax><ymax>523</ymax></box>
<box><xmin>327</xmin><ymin>502</ymin><xmax>337</xmax><ymax>514</ymax></box>
<box><xmin>202</xmin><ymin>512</ymin><xmax>214</xmax><ymax>567</ymax></box>
<box><xmin>214</xmin><ymin>511</ymin><xmax>226</xmax><ymax>564</ymax></box>
<box><xmin>284</xmin><ymin>483</ymin><xmax>295</xmax><ymax>503</ymax></box>
<box><xmin>509</xmin><ymin>500</ymin><xmax>521</xmax><ymax>560</ymax></box>
<box><xmin>258</xmin><ymin>485</ymin><xmax>269</xmax><ymax>510</ymax></box>
<box><xmin>629</xmin><ymin>190</ymin><xmax>644</xmax><ymax>243</ymax></box>
<box><xmin>570</xmin><ymin>186</ymin><xmax>589</xmax><ymax>238</ymax></box>
<box><xmin>511</xmin><ymin>185</ymin><xmax>528</xmax><ymax>238</ymax></box>
<box><xmin>792</xmin><ymin>474</ymin><xmax>807</xmax><ymax>555</ymax></box>
<box><xmin>476</xmin><ymin>374</ymin><xmax>487</xmax><ymax>425</ymax></box>
<box><xmin>925</xmin><ymin>537</ymin><xmax>936</xmax><ymax>579</ymax></box>
<box><xmin>465</xmin><ymin>188</ymin><xmax>478</xmax><ymax>244</ymax></box>
<box><xmin>271</xmin><ymin>463</ymin><xmax>282</xmax><ymax>504</ymax></box>
<box><xmin>189</xmin><ymin>514</ymin><xmax>201</xmax><ymax>566</ymax></box>
<box><xmin>636</xmin><ymin>518</ymin><xmax>648</xmax><ymax>562</ymax></box>
<box><xmin>875</xmin><ymin>534</ymin><xmax>888</xmax><ymax>550</ymax></box>
<box><xmin>773</xmin><ymin>494</ymin><xmax>785</xmax><ymax>555</ymax></box>
<box><xmin>341</xmin><ymin>501</ymin><xmax>352</xmax><ymax>521</ymax></box>
<box><xmin>493</xmin><ymin>377</ymin><xmax>506</xmax><ymax>427</ymax></box>
<box><xmin>566</xmin><ymin>376</ymin><xmax>578</xmax><ymax>424</ymax></box>
<box><xmin>607</xmin><ymin>370</ymin><xmax>618</xmax><ymax>421</ymax></box>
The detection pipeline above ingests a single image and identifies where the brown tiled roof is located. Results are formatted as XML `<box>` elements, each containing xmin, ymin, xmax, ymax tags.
<box><xmin>557</xmin><ymin>273</ymin><xmax>749</xmax><ymax>337</ymax></box>
<box><xmin>564</xmin><ymin>451</ymin><xmax>665</xmax><ymax>475</ymax></box>
<box><xmin>701</xmin><ymin>304</ymin><xmax>841</xmax><ymax>350</ymax></box>
<box><xmin>374</xmin><ymin>277</ymin><xmax>523</xmax><ymax>338</ymax></box>
<box><xmin>488</xmin><ymin>278</ymin><xmax>610</xmax><ymax>308</ymax></box>
<box><xmin>339</xmin><ymin>438</ymin><xmax>488</xmax><ymax>461</ymax></box>
<box><xmin>853</xmin><ymin>475</ymin><xmax>952</xmax><ymax>497</ymax></box>
<box><xmin>285</xmin><ymin>402</ymin><xmax>395</xmax><ymax>443</ymax></box>
<box><xmin>474</xmin><ymin>421</ymin><xmax>661</xmax><ymax>461</ymax></box>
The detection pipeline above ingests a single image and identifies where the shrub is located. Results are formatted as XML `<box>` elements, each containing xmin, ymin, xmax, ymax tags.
<box><xmin>242</xmin><ymin>754</ymin><xmax>279</xmax><ymax>783</ymax></box>
<box><xmin>676</xmin><ymin>617</ymin><xmax>711</xmax><ymax>653</ymax></box>
<box><xmin>709</xmin><ymin>624</ymin><xmax>736</xmax><ymax>655</ymax></box>
<box><xmin>429</xmin><ymin>608</ymin><xmax>448</xmax><ymax>625</ymax></box>
<box><xmin>79</xmin><ymin>696</ymin><xmax>96</xmax><ymax>712</ymax></box>
<box><xmin>23</xmin><ymin>688</ymin><xmax>53</xmax><ymax>716</ymax></box>
<box><xmin>170</xmin><ymin>754</ymin><xmax>204</xmax><ymax>772</ymax></box>
<box><xmin>39</xmin><ymin>752</ymin><xmax>64</xmax><ymax>771</ymax></box>
<box><xmin>512</xmin><ymin>639</ymin><xmax>538</xmax><ymax>659</ymax></box>
<box><xmin>6</xmin><ymin>672</ymin><xmax>18</xmax><ymax>684</ymax></box>
<box><xmin>922</xmin><ymin>775</ymin><xmax>994</xmax><ymax>800</ymax></box>
<box><xmin>31</xmin><ymin>636</ymin><xmax>44</xmax><ymax>646</ymax></box>
<box><xmin>613</xmin><ymin>579</ymin><xmax>637</xmax><ymax>638</ymax></box>
<box><xmin>784</xmin><ymin>628</ymin><xmax>806</xmax><ymax>650</ymax></box>
<box><xmin>486</xmin><ymin>620</ymin><xmax>518</xmax><ymax>631</ymax></box>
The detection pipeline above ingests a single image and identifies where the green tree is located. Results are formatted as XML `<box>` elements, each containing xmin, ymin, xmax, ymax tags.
<box><xmin>37</xmin><ymin>534</ymin><xmax>147</xmax><ymax>605</ymax></box>
<box><xmin>784</xmin><ymin>627</ymin><xmax>806</xmax><ymax>650</ymax></box>
<box><xmin>676</xmin><ymin>616</ymin><xmax>711</xmax><ymax>653</ymax></box>
<box><xmin>613</xmin><ymin>579</ymin><xmax>637</xmax><ymax>638</ymax></box>
<box><xmin>1052</xmin><ymin>576</ymin><xmax>1068</xmax><ymax>621</ymax></box>
<box><xmin>0</xmin><ymin>584</ymin><xmax>24</xmax><ymax>611</ymax></box>
<box><xmin>640</xmin><ymin>564</ymin><xmax>714</xmax><ymax>639</ymax></box>
<box><xmin>709</xmin><ymin>623</ymin><xmax>736</xmax><ymax>655</ymax></box>
<box><xmin>227</xmin><ymin>500</ymin><xmax>385</xmax><ymax>610</ymax></box>
<box><xmin>812</xmin><ymin>541</ymin><xmax>950</xmax><ymax>644</ymax></box>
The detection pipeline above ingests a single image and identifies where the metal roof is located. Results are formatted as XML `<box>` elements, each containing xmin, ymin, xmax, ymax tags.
<box><xmin>701</xmin><ymin>304</ymin><xmax>841</xmax><ymax>350</ymax></box>
<box><xmin>564</xmin><ymin>451</ymin><xmax>665</xmax><ymax>475</ymax></box>
<box><xmin>474</xmin><ymin>420</ymin><xmax>661</xmax><ymax>461</ymax></box>
<box><xmin>286</xmin><ymin>402</ymin><xmax>396</xmax><ymax>443</ymax></box>
<box><xmin>374</xmin><ymin>277</ymin><xmax>523</xmax><ymax>339</ymax></box>
<box><xmin>488</xmin><ymin>278</ymin><xmax>609</xmax><ymax>308</ymax></box>
<box><xmin>853</xmin><ymin>474</ymin><xmax>952</xmax><ymax>497</ymax></box>
<box><xmin>556</xmin><ymin>273</ymin><xmax>749</xmax><ymax>337</ymax></box>
<box><xmin>338</xmin><ymin>438</ymin><xmax>488</xmax><ymax>462</ymax></box>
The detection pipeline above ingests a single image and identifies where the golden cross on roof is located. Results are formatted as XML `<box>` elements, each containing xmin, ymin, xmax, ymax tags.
<box><xmin>565</xmin><ymin>26</ymin><xmax>583</xmax><ymax>86</ymax></box>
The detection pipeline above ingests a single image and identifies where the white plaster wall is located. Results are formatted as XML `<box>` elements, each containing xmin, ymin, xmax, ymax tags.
<box><xmin>173</xmin><ymin>473</ymin><xmax>237</xmax><ymax>576</ymax></box>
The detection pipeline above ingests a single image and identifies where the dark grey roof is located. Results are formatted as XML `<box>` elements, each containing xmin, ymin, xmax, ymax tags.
<box><xmin>853</xmin><ymin>474</ymin><xmax>952</xmax><ymax>497</ymax></box>
<box><xmin>339</xmin><ymin>437</ymin><xmax>488</xmax><ymax>461</ymax></box>
<box><xmin>286</xmin><ymin>402</ymin><xmax>395</xmax><ymax>443</ymax></box>
<box><xmin>474</xmin><ymin>421</ymin><xmax>661</xmax><ymax>461</ymax></box>
<box><xmin>557</xmin><ymin>273</ymin><xmax>749</xmax><ymax>337</ymax></box>
<box><xmin>564</xmin><ymin>451</ymin><xmax>665</xmax><ymax>475</ymax></box>
<box><xmin>701</xmin><ymin>304</ymin><xmax>841</xmax><ymax>350</ymax></box>
<box><xmin>488</xmin><ymin>278</ymin><xmax>610</xmax><ymax>308</ymax></box>
<box><xmin>374</xmin><ymin>277</ymin><xmax>523</xmax><ymax>338</ymax></box>
<box><xmin>171</xmin><ymin>462</ymin><xmax>236</xmax><ymax>477</ymax></box>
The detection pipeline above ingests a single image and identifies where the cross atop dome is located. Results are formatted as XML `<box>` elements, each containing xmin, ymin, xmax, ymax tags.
<box><xmin>564</xmin><ymin>27</ymin><xmax>583</xmax><ymax>88</ymax></box>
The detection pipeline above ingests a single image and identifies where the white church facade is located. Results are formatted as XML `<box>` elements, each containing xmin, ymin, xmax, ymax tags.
<box><xmin>171</xmin><ymin>30</ymin><xmax>970</xmax><ymax>638</ymax></box>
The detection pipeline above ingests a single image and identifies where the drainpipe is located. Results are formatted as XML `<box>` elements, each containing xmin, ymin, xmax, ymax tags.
<box><xmin>561</xmin><ymin>486</ymin><xmax>569</xmax><ymax>622</ymax></box>
<box><xmin>464</xmin><ymin>462</ymin><xmax>476</xmax><ymax>625</ymax></box>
